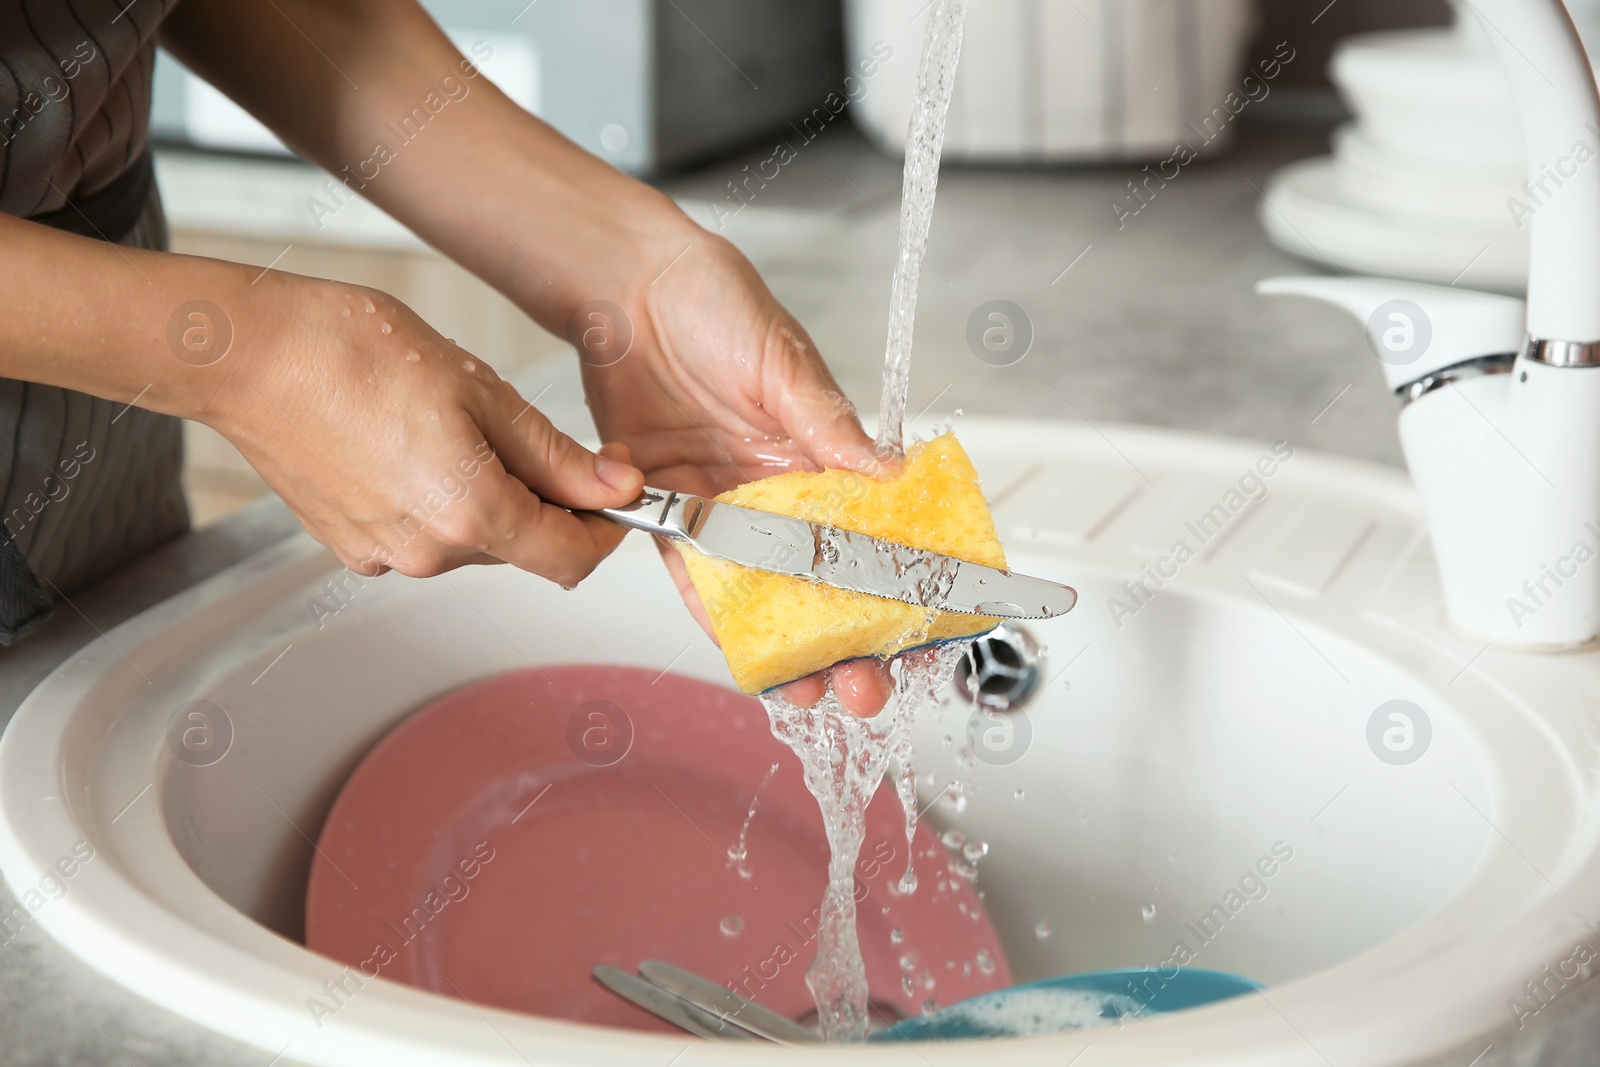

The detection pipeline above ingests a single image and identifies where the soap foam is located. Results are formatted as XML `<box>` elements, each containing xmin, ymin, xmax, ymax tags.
<box><xmin>927</xmin><ymin>985</ymin><xmax>1143</xmax><ymax>1037</ymax></box>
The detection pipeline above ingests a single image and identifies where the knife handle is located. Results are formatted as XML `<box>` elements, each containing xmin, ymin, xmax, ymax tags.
<box><xmin>591</xmin><ymin>487</ymin><xmax>693</xmax><ymax>539</ymax></box>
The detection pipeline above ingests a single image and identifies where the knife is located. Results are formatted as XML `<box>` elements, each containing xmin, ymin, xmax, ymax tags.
<box><xmin>591</xmin><ymin>487</ymin><xmax>1077</xmax><ymax>620</ymax></box>
<box><xmin>636</xmin><ymin>960</ymin><xmax>820</xmax><ymax>1044</ymax></box>
<box><xmin>591</xmin><ymin>966</ymin><xmax>754</xmax><ymax>1040</ymax></box>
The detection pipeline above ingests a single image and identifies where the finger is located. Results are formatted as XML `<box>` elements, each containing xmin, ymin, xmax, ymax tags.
<box><xmin>656</xmin><ymin>536</ymin><xmax>719</xmax><ymax>643</ymax></box>
<box><xmin>831</xmin><ymin>658</ymin><xmax>894</xmax><ymax>718</ymax></box>
<box><xmin>764</xmin><ymin>318</ymin><xmax>893</xmax><ymax>477</ymax></box>
<box><xmin>780</xmin><ymin>673</ymin><xmax>827</xmax><ymax>709</ymax></box>
<box><xmin>350</xmin><ymin>512</ymin><xmax>502</xmax><ymax>578</ymax></box>
<box><xmin>377</xmin><ymin>538</ymin><xmax>499</xmax><ymax>578</ymax></box>
<box><xmin>483</xmin><ymin>392</ymin><xmax>644</xmax><ymax>509</ymax></box>
<box><xmin>476</xmin><ymin>470</ymin><xmax>631</xmax><ymax>585</ymax></box>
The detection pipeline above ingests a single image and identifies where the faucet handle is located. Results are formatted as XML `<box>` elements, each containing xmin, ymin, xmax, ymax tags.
<box><xmin>1257</xmin><ymin>275</ymin><xmax>1526</xmax><ymax>391</ymax></box>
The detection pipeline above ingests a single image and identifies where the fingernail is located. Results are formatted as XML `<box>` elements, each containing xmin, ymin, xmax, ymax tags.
<box><xmin>594</xmin><ymin>454</ymin><xmax>640</xmax><ymax>490</ymax></box>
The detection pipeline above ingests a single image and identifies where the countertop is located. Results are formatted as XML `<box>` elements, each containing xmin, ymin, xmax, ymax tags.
<box><xmin>2</xmin><ymin>126</ymin><xmax>1594</xmax><ymax>1065</ymax></box>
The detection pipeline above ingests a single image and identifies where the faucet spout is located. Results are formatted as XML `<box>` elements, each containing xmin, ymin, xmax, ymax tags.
<box><xmin>1463</xmin><ymin>0</ymin><xmax>1600</xmax><ymax>646</ymax></box>
<box><xmin>1260</xmin><ymin>0</ymin><xmax>1600</xmax><ymax>649</ymax></box>
<box><xmin>1473</xmin><ymin>0</ymin><xmax>1600</xmax><ymax>346</ymax></box>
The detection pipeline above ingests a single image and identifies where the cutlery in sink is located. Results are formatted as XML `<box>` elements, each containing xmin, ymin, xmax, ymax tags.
<box><xmin>593</xmin><ymin>960</ymin><xmax>1261</xmax><ymax>1043</ymax></box>
<box><xmin>592</xmin><ymin>960</ymin><xmax>820</xmax><ymax>1044</ymax></box>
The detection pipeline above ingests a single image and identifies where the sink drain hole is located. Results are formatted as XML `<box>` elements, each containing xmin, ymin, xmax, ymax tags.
<box><xmin>956</xmin><ymin>624</ymin><xmax>1042</xmax><ymax>711</ymax></box>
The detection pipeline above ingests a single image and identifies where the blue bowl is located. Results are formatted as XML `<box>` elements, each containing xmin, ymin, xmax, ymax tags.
<box><xmin>869</xmin><ymin>967</ymin><xmax>1262</xmax><ymax>1042</ymax></box>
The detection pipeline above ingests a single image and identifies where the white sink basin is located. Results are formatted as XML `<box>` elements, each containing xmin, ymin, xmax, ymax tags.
<box><xmin>2</xmin><ymin>417</ymin><xmax>1596</xmax><ymax>1065</ymax></box>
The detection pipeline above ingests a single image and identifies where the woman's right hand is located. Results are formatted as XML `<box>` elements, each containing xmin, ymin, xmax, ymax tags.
<box><xmin>205</xmin><ymin>274</ymin><xmax>645</xmax><ymax>582</ymax></box>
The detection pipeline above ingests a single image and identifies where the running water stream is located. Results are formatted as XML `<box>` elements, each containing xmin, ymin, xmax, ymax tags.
<box><xmin>759</xmin><ymin>643</ymin><xmax>969</xmax><ymax>1041</ymax></box>
<box><xmin>875</xmin><ymin>0</ymin><xmax>968</xmax><ymax>459</ymax></box>
<box><xmin>762</xmin><ymin>2</ymin><xmax>971</xmax><ymax>1042</ymax></box>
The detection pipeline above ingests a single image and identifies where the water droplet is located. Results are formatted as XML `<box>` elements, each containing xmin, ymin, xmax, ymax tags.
<box><xmin>918</xmin><ymin>967</ymin><xmax>936</xmax><ymax>991</ymax></box>
<box><xmin>897</xmin><ymin>869</ymin><xmax>918</xmax><ymax>895</ymax></box>
<box><xmin>975</xmin><ymin>947</ymin><xmax>995</xmax><ymax>975</ymax></box>
<box><xmin>902</xmin><ymin>975</ymin><xmax>915</xmax><ymax>997</ymax></box>
<box><xmin>363</xmin><ymin>298</ymin><xmax>376</xmax><ymax>313</ymax></box>
<box><xmin>939</xmin><ymin>829</ymin><xmax>965</xmax><ymax>850</ymax></box>
<box><xmin>462</xmin><ymin>360</ymin><xmax>476</xmax><ymax>373</ymax></box>
<box><xmin>560</xmin><ymin>583</ymin><xmax>576</xmax><ymax>592</ymax></box>
<box><xmin>889</xmin><ymin>928</ymin><xmax>905</xmax><ymax>945</ymax></box>
<box><xmin>954</xmin><ymin>861</ymin><xmax>978</xmax><ymax>881</ymax></box>
<box><xmin>921</xmin><ymin>999</ymin><xmax>937</xmax><ymax>1016</ymax></box>
<box><xmin>953</xmin><ymin>408</ymin><xmax>964</xmax><ymax>416</ymax></box>
<box><xmin>720</xmin><ymin>914</ymin><xmax>745</xmax><ymax>937</ymax></box>
<box><xmin>1035</xmin><ymin>920</ymin><xmax>1052</xmax><ymax>940</ymax></box>
<box><xmin>403</xmin><ymin>349</ymin><xmax>420</xmax><ymax>362</ymax></box>
<box><xmin>899</xmin><ymin>952</ymin><xmax>919</xmax><ymax>971</ymax></box>
<box><xmin>1142</xmin><ymin>902</ymin><xmax>1157</xmax><ymax>924</ymax></box>
<box><xmin>340</xmin><ymin>306</ymin><xmax>351</xmax><ymax>317</ymax></box>
<box><xmin>379</xmin><ymin>321</ymin><xmax>392</xmax><ymax>335</ymax></box>
<box><xmin>962</xmin><ymin>840</ymin><xmax>988</xmax><ymax>863</ymax></box>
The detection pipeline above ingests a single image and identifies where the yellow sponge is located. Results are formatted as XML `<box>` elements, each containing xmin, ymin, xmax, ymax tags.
<box><xmin>678</xmin><ymin>433</ymin><xmax>1005</xmax><ymax>693</ymax></box>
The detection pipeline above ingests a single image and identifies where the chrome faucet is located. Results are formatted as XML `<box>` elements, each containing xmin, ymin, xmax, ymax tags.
<box><xmin>1261</xmin><ymin>0</ymin><xmax>1600</xmax><ymax>649</ymax></box>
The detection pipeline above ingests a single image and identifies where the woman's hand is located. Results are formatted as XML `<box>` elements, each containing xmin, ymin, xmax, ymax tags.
<box><xmin>158</xmin><ymin>2</ymin><xmax>894</xmax><ymax>713</ymax></box>
<box><xmin>207</xmin><ymin>274</ymin><xmax>644</xmax><ymax>582</ymax></box>
<box><xmin>574</xmin><ymin>226</ymin><xmax>897</xmax><ymax>717</ymax></box>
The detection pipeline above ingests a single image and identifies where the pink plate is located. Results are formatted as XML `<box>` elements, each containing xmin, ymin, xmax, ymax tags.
<box><xmin>306</xmin><ymin>665</ymin><xmax>1012</xmax><ymax>1032</ymax></box>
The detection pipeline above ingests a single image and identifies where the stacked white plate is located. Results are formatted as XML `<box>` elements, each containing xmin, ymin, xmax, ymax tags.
<box><xmin>1261</xmin><ymin>4</ymin><xmax>1600</xmax><ymax>293</ymax></box>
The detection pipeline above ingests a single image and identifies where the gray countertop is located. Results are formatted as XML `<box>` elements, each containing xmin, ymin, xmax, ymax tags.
<box><xmin>1</xmin><ymin>127</ymin><xmax>1592</xmax><ymax>1065</ymax></box>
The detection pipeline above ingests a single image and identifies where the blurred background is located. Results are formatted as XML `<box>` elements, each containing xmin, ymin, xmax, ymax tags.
<box><xmin>153</xmin><ymin>0</ymin><xmax>1524</xmax><ymax>525</ymax></box>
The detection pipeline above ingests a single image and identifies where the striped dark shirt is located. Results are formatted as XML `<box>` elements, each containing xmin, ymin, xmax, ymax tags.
<box><xmin>0</xmin><ymin>0</ymin><xmax>174</xmax><ymax>215</ymax></box>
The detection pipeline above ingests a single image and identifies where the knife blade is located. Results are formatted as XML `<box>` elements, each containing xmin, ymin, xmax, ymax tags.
<box><xmin>591</xmin><ymin>966</ymin><xmax>754</xmax><ymax>1040</ymax></box>
<box><xmin>637</xmin><ymin>960</ymin><xmax>820</xmax><ymax>1045</ymax></box>
<box><xmin>592</xmin><ymin>487</ymin><xmax>1077</xmax><ymax>620</ymax></box>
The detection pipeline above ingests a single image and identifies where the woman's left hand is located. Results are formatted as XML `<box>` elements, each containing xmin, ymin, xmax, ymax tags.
<box><xmin>575</xmin><ymin>226</ymin><xmax>897</xmax><ymax>717</ymax></box>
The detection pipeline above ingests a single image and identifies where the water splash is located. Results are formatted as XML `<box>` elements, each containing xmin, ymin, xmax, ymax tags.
<box><xmin>892</xmin><ymin>716</ymin><xmax>920</xmax><ymax>895</ymax></box>
<box><xmin>760</xmin><ymin>641</ymin><xmax>972</xmax><ymax>1042</ymax></box>
<box><xmin>875</xmin><ymin>0</ymin><xmax>969</xmax><ymax>457</ymax></box>
<box><xmin>764</xmin><ymin>0</ymin><xmax>972</xmax><ymax>1039</ymax></box>
<box><xmin>727</xmin><ymin>761</ymin><xmax>779</xmax><ymax>877</ymax></box>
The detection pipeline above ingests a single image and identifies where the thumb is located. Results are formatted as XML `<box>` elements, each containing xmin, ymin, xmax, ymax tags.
<box><xmin>766</xmin><ymin>320</ymin><xmax>893</xmax><ymax>477</ymax></box>
<box><xmin>485</xmin><ymin>393</ymin><xmax>644</xmax><ymax>509</ymax></box>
